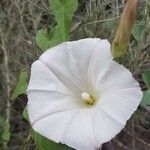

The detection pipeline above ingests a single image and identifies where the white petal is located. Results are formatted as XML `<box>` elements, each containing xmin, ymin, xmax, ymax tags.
<box><xmin>63</xmin><ymin>109</ymin><xmax>98</xmax><ymax>150</ymax></box>
<box><xmin>92</xmin><ymin>107</ymin><xmax>124</xmax><ymax>147</ymax></box>
<box><xmin>27</xmin><ymin>90</ymin><xmax>81</xmax><ymax>124</ymax></box>
<box><xmin>96</xmin><ymin>61</ymin><xmax>139</xmax><ymax>92</ymax></box>
<box><xmin>32</xmin><ymin>110</ymin><xmax>80</xmax><ymax>143</ymax></box>
<box><xmin>87</xmin><ymin>39</ymin><xmax>112</xmax><ymax>91</ymax></box>
<box><xmin>28</xmin><ymin>60</ymin><xmax>69</xmax><ymax>94</ymax></box>
<box><xmin>27</xmin><ymin>38</ymin><xmax>142</xmax><ymax>150</ymax></box>
<box><xmin>66</xmin><ymin>38</ymin><xmax>103</xmax><ymax>91</ymax></box>
<box><xmin>96</xmin><ymin>61</ymin><xmax>142</xmax><ymax>124</ymax></box>
<box><xmin>97</xmin><ymin>87</ymin><xmax>142</xmax><ymax>124</ymax></box>
<box><xmin>93</xmin><ymin>61</ymin><xmax>142</xmax><ymax>145</ymax></box>
<box><xmin>39</xmin><ymin>38</ymin><xmax>106</xmax><ymax>92</ymax></box>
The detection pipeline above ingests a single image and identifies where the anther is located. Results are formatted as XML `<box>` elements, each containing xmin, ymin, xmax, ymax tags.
<box><xmin>81</xmin><ymin>92</ymin><xmax>90</xmax><ymax>101</ymax></box>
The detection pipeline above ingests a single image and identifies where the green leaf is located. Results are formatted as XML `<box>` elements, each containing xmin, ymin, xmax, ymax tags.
<box><xmin>34</xmin><ymin>133</ymin><xmax>59</xmax><ymax>150</ymax></box>
<box><xmin>140</xmin><ymin>70</ymin><xmax>150</xmax><ymax>106</ymax></box>
<box><xmin>36</xmin><ymin>29</ymin><xmax>51</xmax><ymax>51</ymax></box>
<box><xmin>11</xmin><ymin>70</ymin><xmax>28</xmax><ymax>101</ymax></box>
<box><xmin>132</xmin><ymin>23</ymin><xmax>143</xmax><ymax>42</ymax></box>
<box><xmin>36</xmin><ymin>26</ymin><xmax>63</xmax><ymax>51</ymax></box>
<box><xmin>1</xmin><ymin>120</ymin><xmax>10</xmax><ymax>142</ymax></box>
<box><xmin>49</xmin><ymin>0</ymin><xmax>78</xmax><ymax>41</ymax></box>
<box><xmin>142</xmin><ymin>70</ymin><xmax>150</xmax><ymax>88</ymax></box>
<box><xmin>34</xmin><ymin>132</ymin><xmax>73</xmax><ymax>150</ymax></box>
<box><xmin>23</xmin><ymin>107</ymin><xmax>29</xmax><ymax>120</ymax></box>
<box><xmin>49</xmin><ymin>25</ymin><xmax>62</xmax><ymax>47</ymax></box>
<box><xmin>141</xmin><ymin>90</ymin><xmax>150</xmax><ymax>106</ymax></box>
<box><xmin>36</xmin><ymin>0</ymin><xmax>78</xmax><ymax>51</ymax></box>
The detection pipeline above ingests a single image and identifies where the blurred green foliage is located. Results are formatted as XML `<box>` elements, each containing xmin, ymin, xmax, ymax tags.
<box><xmin>11</xmin><ymin>70</ymin><xmax>28</xmax><ymax>101</ymax></box>
<box><xmin>141</xmin><ymin>70</ymin><xmax>150</xmax><ymax>106</ymax></box>
<box><xmin>132</xmin><ymin>23</ymin><xmax>144</xmax><ymax>42</ymax></box>
<box><xmin>0</xmin><ymin>117</ymin><xmax>10</xmax><ymax>148</ymax></box>
<box><xmin>1</xmin><ymin>121</ymin><xmax>10</xmax><ymax>142</ymax></box>
<box><xmin>142</xmin><ymin>70</ymin><xmax>150</xmax><ymax>88</ymax></box>
<box><xmin>36</xmin><ymin>0</ymin><xmax>78</xmax><ymax>51</ymax></box>
<box><xmin>36</xmin><ymin>29</ymin><xmax>52</xmax><ymax>51</ymax></box>
<box><xmin>49</xmin><ymin>0</ymin><xmax>78</xmax><ymax>41</ymax></box>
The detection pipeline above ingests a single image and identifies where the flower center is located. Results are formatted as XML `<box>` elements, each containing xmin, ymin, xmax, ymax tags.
<box><xmin>81</xmin><ymin>92</ymin><xmax>95</xmax><ymax>106</ymax></box>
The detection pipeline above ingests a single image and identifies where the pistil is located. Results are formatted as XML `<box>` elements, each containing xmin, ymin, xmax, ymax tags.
<box><xmin>81</xmin><ymin>92</ymin><xmax>95</xmax><ymax>106</ymax></box>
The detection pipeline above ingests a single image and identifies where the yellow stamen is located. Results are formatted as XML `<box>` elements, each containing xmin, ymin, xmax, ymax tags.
<box><xmin>81</xmin><ymin>92</ymin><xmax>95</xmax><ymax>106</ymax></box>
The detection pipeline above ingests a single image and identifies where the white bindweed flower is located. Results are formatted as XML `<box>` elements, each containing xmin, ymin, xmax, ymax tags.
<box><xmin>27</xmin><ymin>38</ymin><xmax>142</xmax><ymax>150</ymax></box>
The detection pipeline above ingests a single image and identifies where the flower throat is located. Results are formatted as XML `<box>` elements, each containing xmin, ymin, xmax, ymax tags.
<box><xmin>81</xmin><ymin>92</ymin><xmax>95</xmax><ymax>106</ymax></box>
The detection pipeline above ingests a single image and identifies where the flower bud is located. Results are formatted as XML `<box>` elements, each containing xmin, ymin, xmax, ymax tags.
<box><xmin>112</xmin><ymin>0</ymin><xmax>139</xmax><ymax>57</ymax></box>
